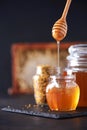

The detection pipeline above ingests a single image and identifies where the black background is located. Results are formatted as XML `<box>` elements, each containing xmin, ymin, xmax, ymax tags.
<box><xmin>0</xmin><ymin>0</ymin><xmax>87</xmax><ymax>94</ymax></box>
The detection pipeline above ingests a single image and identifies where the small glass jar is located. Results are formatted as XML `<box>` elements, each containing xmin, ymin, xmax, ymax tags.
<box><xmin>66</xmin><ymin>44</ymin><xmax>87</xmax><ymax>106</ymax></box>
<box><xmin>33</xmin><ymin>65</ymin><xmax>51</xmax><ymax>105</ymax></box>
<box><xmin>46</xmin><ymin>68</ymin><xmax>80</xmax><ymax>111</ymax></box>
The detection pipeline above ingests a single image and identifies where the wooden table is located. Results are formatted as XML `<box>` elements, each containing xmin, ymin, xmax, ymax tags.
<box><xmin>0</xmin><ymin>94</ymin><xmax>87</xmax><ymax>130</ymax></box>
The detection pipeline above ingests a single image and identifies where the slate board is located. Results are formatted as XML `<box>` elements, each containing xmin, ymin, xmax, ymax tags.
<box><xmin>1</xmin><ymin>104</ymin><xmax>87</xmax><ymax>119</ymax></box>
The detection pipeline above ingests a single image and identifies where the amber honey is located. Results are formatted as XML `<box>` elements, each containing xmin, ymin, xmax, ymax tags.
<box><xmin>66</xmin><ymin>44</ymin><xmax>87</xmax><ymax>107</ymax></box>
<box><xmin>76</xmin><ymin>71</ymin><xmax>87</xmax><ymax>106</ymax></box>
<box><xmin>46</xmin><ymin>73</ymin><xmax>80</xmax><ymax>111</ymax></box>
<box><xmin>46</xmin><ymin>84</ymin><xmax>80</xmax><ymax>111</ymax></box>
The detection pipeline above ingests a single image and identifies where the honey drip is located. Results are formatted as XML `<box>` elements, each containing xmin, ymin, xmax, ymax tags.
<box><xmin>57</xmin><ymin>41</ymin><xmax>60</xmax><ymax>69</ymax></box>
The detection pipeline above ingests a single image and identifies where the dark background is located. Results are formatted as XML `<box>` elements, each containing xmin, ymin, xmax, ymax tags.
<box><xmin>0</xmin><ymin>0</ymin><xmax>87</xmax><ymax>94</ymax></box>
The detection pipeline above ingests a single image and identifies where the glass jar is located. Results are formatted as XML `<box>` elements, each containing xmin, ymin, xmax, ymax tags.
<box><xmin>46</xmin><ymin>68</ymin><xmax>80</xmax><ymax>111</ymax></box>
<box><xmin>66</xmin><ymin>44</ymin><xmax>87</xmax><ymax>106</ymax></box>
<box><xmin>33</xmin><ymin>65</ymin><xmax>51</xmax><ymax>105</ymax></box>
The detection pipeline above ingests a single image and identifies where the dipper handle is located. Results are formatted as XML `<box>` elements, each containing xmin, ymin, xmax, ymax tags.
<box><xmin>61</xmin><ymin>0</ymin><xmax>72</xmax><ymax>20</ymax></box>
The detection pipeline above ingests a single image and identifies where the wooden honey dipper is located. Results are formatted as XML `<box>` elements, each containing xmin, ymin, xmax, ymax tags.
<box><xmin>52</xmin><ymin>0</ymin><xmax>72</xmax><ymax>41</ymax></box>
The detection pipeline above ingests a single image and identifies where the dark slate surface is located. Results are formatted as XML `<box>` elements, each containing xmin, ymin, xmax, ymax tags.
<box><xmin>2</xmin><ymin>104</ymin><xmax>87</xmax><ymax>119</ymax></box>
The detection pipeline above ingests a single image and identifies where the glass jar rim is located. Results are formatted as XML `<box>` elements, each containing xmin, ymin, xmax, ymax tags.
<box><xmin>68</xmin><ymin>44</ymin><xmax>87</xmax><ymax>55</ymax></box>
<box><xmin>50</xmin><ymin>74</ymin><xmax>76</xmax><ymax>81</ymax></box>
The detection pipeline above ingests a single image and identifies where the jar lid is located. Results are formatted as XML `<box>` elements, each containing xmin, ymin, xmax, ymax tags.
<box><xmin>66</xmin><ymin>44</ymin><xmax>87</xmax><ymax>72</ymax></box>
<box><xmin>68</xmin><ymin>44</ymin><xmax>87</xmax><ymax>56</ymax></box>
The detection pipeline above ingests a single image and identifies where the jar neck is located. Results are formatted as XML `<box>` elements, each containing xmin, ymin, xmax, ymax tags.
<box><xmin>50</xmin><ymin>74</ymin><xmax>76</xmax><ymax>83</ymax></box>
<box><xmin>49</xmin><ymin>67</ymin><xmax>76</xmax><ymax>82</ymax></box>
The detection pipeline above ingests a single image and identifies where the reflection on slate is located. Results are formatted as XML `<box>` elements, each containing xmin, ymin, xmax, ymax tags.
<box><xmin>1</xmin><ymin>105</ymin><xmax>87</xmax><ymax>119</ymax></box>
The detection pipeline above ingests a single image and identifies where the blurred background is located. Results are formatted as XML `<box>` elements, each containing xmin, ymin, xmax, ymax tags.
<box><xmin>0</xmin><ymin>0</ymin><xmax>87</xmax><ymax>94</ymax></box>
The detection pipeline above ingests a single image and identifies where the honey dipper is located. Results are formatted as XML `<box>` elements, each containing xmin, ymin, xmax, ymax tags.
<box><xmin>52</xmin><ymin>0</ymin><xmax>72</xmax><ymax>41</ymax></box>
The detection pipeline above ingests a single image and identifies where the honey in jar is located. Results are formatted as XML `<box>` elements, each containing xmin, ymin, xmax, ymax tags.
<box><xmin>67</xmin><ymin>44</ymin><xmax>87</xmax><ymax>106</ymax></box>
<box><xmin>46</xmin><ymin>68</ymin><xmax>80</xmax><ymax>111</ymax></box>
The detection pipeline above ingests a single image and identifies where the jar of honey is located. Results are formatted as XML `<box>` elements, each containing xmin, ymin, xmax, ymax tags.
<box><xmin>66</xmin><ymin>44</ymin><xmax>87</xmax><ymax>107</ymax></box>
<box><xmin>46</xmin><ymin>68</ymin><xmax>80</xmax><ymax>111</ymax></box>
